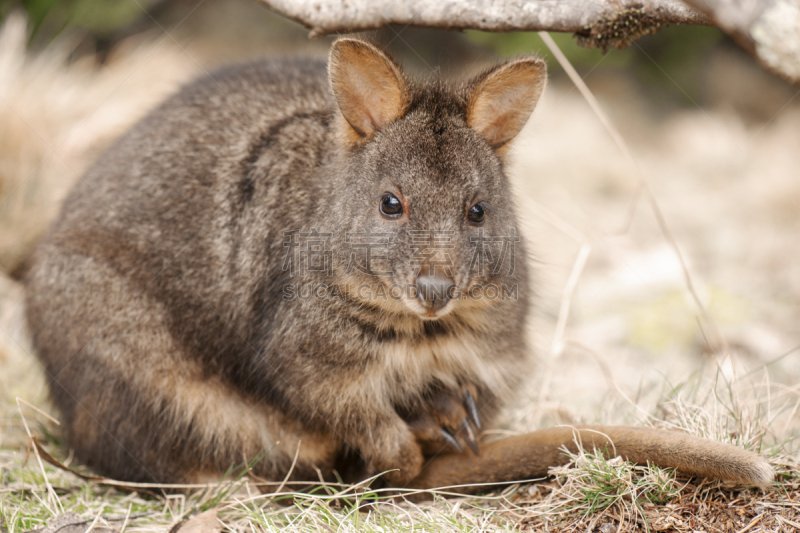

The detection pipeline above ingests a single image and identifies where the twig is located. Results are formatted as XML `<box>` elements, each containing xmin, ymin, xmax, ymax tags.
<box><xmin>119</xmin><ymin>504</ymin><xmax>133</xmax><ymax>533</ymax></box>
<box><xmin>16</xmin><ymin>398</ymin><xmax>62</xmax><ymax>514</ymax></box>
<box><xmin>274</xmin><ymin>441</ymin><xmax>301</xmax><ymax>496</ymax></box>
<box><xmin>552</xmin><ymin>243</ymin><xmax>592</xmax><ymax>359</ymax></box>
<box><xmin>83</xmin><ymin>509</ymin><xmax>103</xmax><ymax>533</ymax></box>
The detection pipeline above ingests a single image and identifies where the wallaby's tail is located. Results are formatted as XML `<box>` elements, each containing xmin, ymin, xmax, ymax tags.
<box><xmin>407</xmin><ymin>425</ymin><xmax>773</xmax><ymax>495</ymax></box>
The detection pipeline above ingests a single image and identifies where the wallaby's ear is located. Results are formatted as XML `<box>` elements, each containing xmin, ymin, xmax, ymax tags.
<box><xmin>466</xmin><ymin>57</ymin><xmax>547</xmax><ymax>150</ymax></box>
<box><xmin>329</xmin><ymin>38</ymin><xmax>408</xmax><ymax>145</ymax></box>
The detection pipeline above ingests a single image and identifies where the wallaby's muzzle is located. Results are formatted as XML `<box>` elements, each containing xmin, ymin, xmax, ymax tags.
<box><xmin>415</xmin><ymin>264</ymin><xmax>455</xmax><ymax>315</ymax></box>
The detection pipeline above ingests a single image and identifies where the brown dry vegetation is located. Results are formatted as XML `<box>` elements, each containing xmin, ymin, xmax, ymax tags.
<box><xmin>1</xmin><ymin>1</ymin><xmax>799</xmax><ymax>531</ymax></box>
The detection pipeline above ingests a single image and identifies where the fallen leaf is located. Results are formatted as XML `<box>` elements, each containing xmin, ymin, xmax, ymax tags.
<box><xmin>169</xmin><ymin>510</ymin><xmax>221</xmax><ymax>533</ymax></box>
<box><xmin>24</xmin><ymin>513</ymin><xmax>117</xmax><ymax>533</ymax></box>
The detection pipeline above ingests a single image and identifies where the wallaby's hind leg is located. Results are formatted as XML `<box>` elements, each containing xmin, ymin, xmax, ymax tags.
<box><xmin>407</xmin><ymin>426</ymin><xmax>773</xmax><ymax>497</ymax></box>
<box><xmin>26</xmin><ymin>242</ymin><xmax>337</xmax><ymax>483</ymax></box>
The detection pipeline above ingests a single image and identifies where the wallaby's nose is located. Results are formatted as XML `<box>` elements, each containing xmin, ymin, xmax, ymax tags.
<box><xmin>415</xmin><ymin>266</ymin><xmax>455</xmax><ymax>314</ymax></box>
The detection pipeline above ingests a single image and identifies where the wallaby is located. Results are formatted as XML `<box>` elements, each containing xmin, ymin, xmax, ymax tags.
<box><xmin>25</xmin><ymin>38</ymin><xmax>773</xmax><ymax>494</ymax></box>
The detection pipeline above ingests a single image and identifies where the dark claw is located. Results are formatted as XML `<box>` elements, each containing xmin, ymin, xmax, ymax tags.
<box><xmin>461</xmin><ymin>419</ymin><xmax>480</xmax><ymax>456</ymax></box>
<box><xmin>465</xmin><ymin>390</ymin><xmax>481</xmax><ymax>429</ymax></box>
<box><xmin>440</xmin><ymin>427</ymin><xmax>463</xmax><ymax>452</ymax></box>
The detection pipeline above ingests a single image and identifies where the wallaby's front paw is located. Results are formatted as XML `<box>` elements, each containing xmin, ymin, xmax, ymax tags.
<box><xmin>407</xmin><ymin>384</ymin><xmax>482</xmax><ymax>456</ymax></box>
<box><xmin>373</xmin><ymin>435</ymin><xmax>424</xmax><ymax>487</ymax></box>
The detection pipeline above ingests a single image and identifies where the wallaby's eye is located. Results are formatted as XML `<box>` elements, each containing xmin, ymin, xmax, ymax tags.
<box><xmin>467</xmin><ymin>203</ymin><xmax>485</xmax><ymax>225</ymax></box>
<box><xmin>380</xmin><ymin>194</ymin><xmax>404</xmax><ymax>218</ymax></box>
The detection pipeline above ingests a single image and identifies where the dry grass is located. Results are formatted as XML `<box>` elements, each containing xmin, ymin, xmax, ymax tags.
<box><xmin>3</xmin><ymin>375</ymin><xmax>799</xmax><ymax>532</ymax></box>
<box><xmin>2</xmin><ymin>6</ymin><xmax>800</xmax><ymax>533</ymax></box>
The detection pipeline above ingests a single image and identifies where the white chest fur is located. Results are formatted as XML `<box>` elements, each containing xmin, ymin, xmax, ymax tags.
<box><xmin>377</xmin><ymin>332</ymin><xmax>516</xmax><ymax>405</ymax></box>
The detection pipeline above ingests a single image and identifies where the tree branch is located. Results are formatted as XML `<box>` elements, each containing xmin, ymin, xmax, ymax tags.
<box><xmin>684</xmin><ymin>0</ymin><xmax>800</xmax><ymax>84</ymax></box>
<box><xmin>258</xmin><ymin>0</ymin><xmax>711</xmax><ymax>46</ymax></box>
<box><xmin>257</xmin><ymin>0</ymin><xmax>799</xmax><ymax>85</ymax></box>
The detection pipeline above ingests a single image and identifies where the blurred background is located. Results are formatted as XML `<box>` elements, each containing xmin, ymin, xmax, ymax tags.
<box><xmin>0</xmin><ymin>0</ymin><xmax>798</xmax><ymax>452</ymax></box>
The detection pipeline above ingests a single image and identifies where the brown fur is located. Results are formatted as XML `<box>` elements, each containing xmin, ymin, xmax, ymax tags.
<box><xmin>467</xmin><ymin>57</ymin><xmax>547</xmax><ymax>150</ymax></box>
<box><xmin>410</xmin><ymin>426</ymin><xmax>775</xmax><ymax>498</ymax></box>
<box><xmin>24</xmin><ymin>39</ymin><xmax>772</xmax><ymax>491</ymax></box>
<box><xmin>329</xmin><ymin>38</ymin><xmax>409</xmax><ymax>146</ymax></box>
